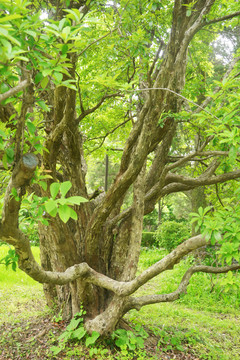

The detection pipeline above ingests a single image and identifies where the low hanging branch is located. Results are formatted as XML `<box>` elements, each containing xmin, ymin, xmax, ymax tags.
<box><xmin>128</xmin><ymin>263</ymin><xmax>240</xmax><ymax>310</ymax></box>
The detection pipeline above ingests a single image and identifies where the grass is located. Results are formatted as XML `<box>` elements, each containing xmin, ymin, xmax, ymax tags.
<box><xmin>0</xmin><ymin>245</ymin><xmax>240</xmax><ymax>359</ymax></box>
<box><xmin>0</xmin><ymin>245</ymin><xmax>46</xmax><ymax>324</ymax></box>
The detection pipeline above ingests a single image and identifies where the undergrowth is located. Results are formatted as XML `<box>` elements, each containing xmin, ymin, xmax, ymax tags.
<box><xmin>0</xmin><ymin>246</ymin><xmax>239</xmax><ymax>359</ymax></box>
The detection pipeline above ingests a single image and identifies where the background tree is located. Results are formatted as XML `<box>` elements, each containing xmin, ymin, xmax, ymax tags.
<box><xmin>0</xmin><ymin>0</ymin><xmax>240</xmax><ymax>336</ymax></box>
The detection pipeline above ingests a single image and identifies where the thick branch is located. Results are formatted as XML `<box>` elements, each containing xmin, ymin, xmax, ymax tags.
<box><xmin>5</xmin><ymin>234</ymin><xmax>207</xmax><ymax>297</ymax></box>
<box><xmin>165</xmin><ymin>169</ymin><xmax>240</xmax><ymax>187</ymax></box>
<box><xmin>128</xmin><ymin>264</ymin><xmax>240</xmax><ymax>310</ymax></box>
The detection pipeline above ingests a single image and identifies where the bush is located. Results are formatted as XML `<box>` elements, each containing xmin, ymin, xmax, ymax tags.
<box><xmin>141</xmin><ymin>232</ymin><xmax>157</xmax><ymax>248</ymax></box>
<box><xmin>155</xmin><ymin>220</ymin><xmax>190</xmax><ymax>252</ymax></box>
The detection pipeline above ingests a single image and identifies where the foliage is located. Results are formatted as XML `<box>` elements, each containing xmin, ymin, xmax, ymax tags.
<box><xmin>111</xmin><ymin>327</ymin><xmax>147</xmax><ymax>356</ymax></box>
<box><xmin>50</xmin><ymin>306</ymin><xmax>101</xmax><ymax>357</ymax></box>
<box><xmin>190</xmin><ymin>199</ymin><xmax>240</xmax><ymax>265</ymax></box>
<box><xmin>43</xmin><ymin>181</ymin><xmax>88</xmax><ymax>223</ymax></box>
<box><xmin>0</xmin><ymin>242</ymin><xmax>18</xmax><ymax>271</ymax></box>
<box><xmin>143</xmin><ymin>208</ymin><xmax>159</xmax><ymax>231</ymax></box>
<box><xmin>141</xmin><ymin>232</ymin><xmax>157</xmax><ymax>248</ymax></box>
<box><xmin>1</xmin><ymin>0</ymin><xmax>240</xmax><ymax>341</ymax></box>
<box><xmin>51</xmin><ymin>308</ymin><xmax>148</xmax><ymax>358</ymax></box>
<box><xmin>1</xmin><ymin>245</ymin><xmax>240</xmax><ymax>359</ymax></box>
<box><xmin>155</xmin><ymin>220</ymin><xmax>191</xmax><ymax>252</ymax></box>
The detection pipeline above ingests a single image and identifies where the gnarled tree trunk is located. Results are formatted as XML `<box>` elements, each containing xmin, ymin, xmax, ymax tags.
<box><xmin>1</xmin><ymin>0</ymin><xmax>240</xmax><ymax>337</ymax></box>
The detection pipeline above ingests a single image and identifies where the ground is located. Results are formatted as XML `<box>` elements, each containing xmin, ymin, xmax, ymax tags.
<box><xmin>0</xmin><ymin>246</ymin><xmax>239</xmax><ymax>359</ymax></box>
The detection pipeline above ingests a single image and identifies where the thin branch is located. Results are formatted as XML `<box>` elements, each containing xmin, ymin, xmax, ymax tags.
<box><xmin>215</xmin><ymin>183</ymin><xmax>225</xmax><ymax>207</ymax></box>
<box><xmin>86</xmin><ymin>119</ymin><xmax>131</xmax><ymax>156</ymax></box>
<box><xmin>166</xmin><ymin>149</ymin><xmax>230</xmax><ymax>171</ymax></box>
<box><xmin>148</xmin><ymin>41</ymin><xmax>165</xmax><ymax>78</ymax></box>
<box><xmin>76</xmin><ymin>92</ymin><xmax>124</xmax><ymax>123</ymax></box>
<box><xmin>0</xmin><ymin>80</ymin><xmax>30</xmax><ymax>103</ymax></box>
<box><xmin>78</xmin><ymin>28</ymin><xmax>117</xmax><ymax>57</ymax></box>
<box><xmin>202</xmin><ymin>11</ymin><xmax>240</xmax><ymax>28</ymax></box>
<box><xmin>196</xmin><ymin>56</ymin><xmax>240</xmax><ymax>113</ymax></box>
<box><xmin>125</xmin><ymin>87</ymin><xmax>219</xmax><ymax>120</ymax></box>
<box><xmin>76</xmin><ymin>72</ymin><xmax>85</xmax><ymax>113</ymax></box>
<box><xmin>88</xmin><ymin>119</ymin><xmax>130</xmax><ymax>142</ymax></box>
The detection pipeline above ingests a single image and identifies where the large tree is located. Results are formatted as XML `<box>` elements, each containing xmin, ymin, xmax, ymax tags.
<box><xmin>0</xmin><ymin>0</ymin><xmax>240</xmax><ymax>335</ymax></box>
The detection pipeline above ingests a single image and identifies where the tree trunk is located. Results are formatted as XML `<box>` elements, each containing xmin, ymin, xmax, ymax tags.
<box><xmin>3</xmin><ymin>0</ymin><xmax>240</xmax><ymax>338</ymax></box>
<box><xmin>37</xmin><ymin>0</ymin><xmax>215</xmax><ymax>329</ymax></box>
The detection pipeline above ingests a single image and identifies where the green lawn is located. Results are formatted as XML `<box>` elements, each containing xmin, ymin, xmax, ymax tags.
<box><xmin>0</xmin><ymin>246</ymin><xmax>239</xmax><ymax>360</ymax></box>
<box><xmin>0</xmin><ymin>246</ymin><xmax>46</xmax><ymax>324</ymax></box>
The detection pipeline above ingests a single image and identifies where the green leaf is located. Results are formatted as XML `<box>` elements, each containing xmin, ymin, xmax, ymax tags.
<box><xmin>85</xmin><ymin>331</ymin><xmax>100</xmax><ymax>347</ymax></box>
<box><xmin>26</xmin><ymin>121</ymin><xmax>36</xmax><ymax>135</ymax></box>
<box><xmin>59</xmin><ymin>18</ymin><xmax>66</xmax><ymax>31</ymax></box>
<box><xmin>35</xmin><ymin>72</ymin><xmax>43</xmax><ymax>84</ymax></box>
<box><xmin>72</xmin><ymin>327</ymin><xmax>86</xmax><ymax>340</ymax></box>
<box><xmin>69</xmin><ymin>207</ymin><xmax>78</xmax><ymax>220</ymax></box>
<box><xmin>61</xmin><ymin>43</ymin><xmax>68</xmax><ymax>55</ymax></box>
<box><xmin>116</xmin><ymin>337</ymin><xmax>127</xmax><ymax>348</ymax></box>
<box><xmin>39</xmin><ymin>181</ymin><xmax>47</xmax><ymax>191</ymax></box>
<box><xmin>37</xmin><ymin>100</ymin><xmax>49</xmax><ymax>111</ymax></box>
<box><xmin>2</xmin><ymin>153</ymin><xmax>8</xmax><ymax>169</ymax></box>
<box><xmin>25</xmin><ymin>30</ymin><xmax>37</xmax><ymax>38</ymax></box>
<box><xmin>0</xmin><ymin>129</ymin><xmax>7</xmax><ymax>138</ymax></box>
<box><xmin>66</xmin><ymin>317</ymin><xmax>82</xmax><ymax>331</ymax></box>
<box><xmin>60</xmin><ymin>80</ymin><xmax>77</xmax><ymax>91</ymax></box>
<box><xmin>0</xmin><ymin>14</ymin><xmax>22</xmax><ymax>23</ymax></box>
<box><xmin>12</xmin><ymin>262</ymin><xmax>17</xmax><ymax>271</ymax></box>
<box><xmin>50</xmin><ymin>183</ymin><xmax>60</xmax><ymax>199</ymax></box>
<box><xmin>58</xmin><ymin>198</ymin><xmax>68</xmax><ymax>205</ymax></box>
<box><xmin>213</xmin><ymin>231</ymin><xmax>222</xmax><ymax>242</ymax></box>
<box><xmin>0</xmin><ymin>26</ymin><xmax>20</xmax><ymax>46</ymax></box>
<box><xmin>41</xmin><ymin>76</ymin><xmax>49</xmax><ymax>89</ymax></box>
<box><xmin>45</xmin><ymin>199</ymin><xmax>58</xmax><ymax>215</ymax></box>
<box><xmin>229</xmin><ymin>145</ymin><xmax>237</xmax><ymax>163</ymax></box>
<box><xmin>58</xmin><ymin>204</ymin><xmax>71</xmax><ymax>223</ymax></box>
<box><xmin>50</xmin><ymin>346</ymin><xmax>63</xmax><ymax>355</ymax></box>
<box><xmin>6</xmin><ymin>148</ymin><xmax>14</xmax><ymax>163</ymax></box>
<box><xmin>60</xmin><ymin>181</ymin><xmax>72</xmax><ymax>197</ymax></box>
<box><xmin>53</xmin><ymin>71</ymin><xmax>63</xmax><ymax>83</ymax></box>
<box><xmin>64</xmin><ymin>8</ymin><xmax>81</xmax><ymax>22</ymax></box>
<box><xmin>66</xmin><ymin>196</ymin><xmax>88</xmax><ymax>205</ymax></box>
<box><xmin>34</xmin><ymin>143</ymin><xmax>44</xmax><ymax>152</ymax></box>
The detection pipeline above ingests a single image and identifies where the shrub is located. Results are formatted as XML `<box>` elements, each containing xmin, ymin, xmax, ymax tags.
<box><xmin>141</xmin><ymin>232</ymin><xmax>157</xmax><ymax>247</ymax></box>
<box><xmin>155</xmin><ymin>220</ymin><xmax>190</xmax><ymax>252</ymax></box>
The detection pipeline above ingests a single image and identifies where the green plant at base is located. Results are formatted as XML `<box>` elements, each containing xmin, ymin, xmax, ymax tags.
<box><xmin>157</xmin><ymin>329</ymin><xmax>185</xmax><ymax>352</ymax></box>
<box><xmin>111</xmin><ymin>326</ymin><xmax>148</xmax><ymax>356</ymax></box>
<box><xmin>50</xmin><ymin>306</ymin><xmax>100</xmax><ymax>356</ymax></box>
